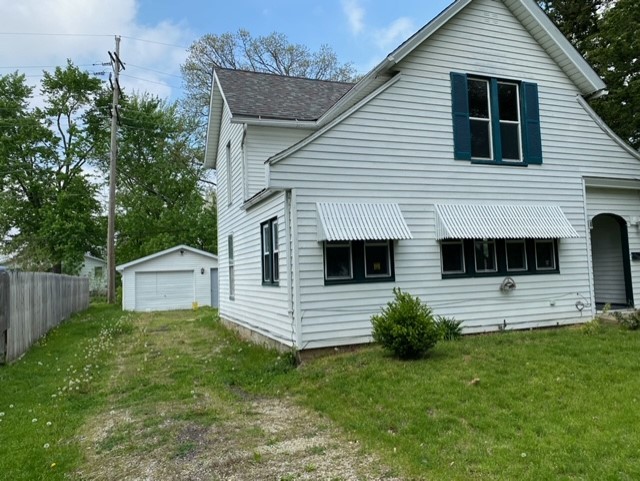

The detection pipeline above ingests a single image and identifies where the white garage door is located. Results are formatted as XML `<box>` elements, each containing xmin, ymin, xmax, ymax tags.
<box><xmin>135</xmin><ymin>270</ymin><xmax>194</xmax><ymax>311</ymax></box>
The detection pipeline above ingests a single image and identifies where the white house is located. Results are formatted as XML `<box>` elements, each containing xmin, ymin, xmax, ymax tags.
<box><xmin>116</xmin><ymin>245</ymin><xmax>219</xmax><ymax>312</ymax></box>
<box><xmin>79</xmin><ymin>254</ymin><xmax>107</xmax><ymax>294</ymax></box>
<box><xmin>204</xmin><ymin>0</ymin><xmax>640</xmax><ymax>352</ymax></box>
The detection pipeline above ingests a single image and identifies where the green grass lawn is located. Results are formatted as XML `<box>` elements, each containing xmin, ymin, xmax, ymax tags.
<box><xmin>0</xmin><ymin>304</ymin><xmax>133</xmax><ymax>481</ymax></box>
<box><xmin>2</xmin><ymin>304</ymin><xmax>640</xmax><ymax>480</ymax></box>
<box><xmin>255</xmin><ymin>324</ymin><xmax>640</xmax><ymax>480</ymax></box>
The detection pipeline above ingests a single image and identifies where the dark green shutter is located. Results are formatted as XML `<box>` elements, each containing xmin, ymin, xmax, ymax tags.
<box><xmin>521</xmin><ymin>82</ymin><xmax>543</xmax><ymax>165</ymax></box>
<box><xmin>450</xmin><ymin>72</ymin><xmax>471</xmax><ymax>160</ymax></box>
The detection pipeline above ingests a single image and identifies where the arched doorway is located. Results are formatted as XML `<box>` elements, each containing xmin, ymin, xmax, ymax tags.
<box><xmin>590</xmin><ymin>213</ymin><xmax>633</xmax><ymax>308</ymax></box>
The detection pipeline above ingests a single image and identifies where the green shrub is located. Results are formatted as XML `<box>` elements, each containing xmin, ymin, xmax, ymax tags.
<box><xmin>371</xmin><ymin>288</ymin><xmax>439</xmax><ymax>359</ymax></box>
<box><xmin>613</xmin><ymin>310</ymin><xmax>640</xmax><ymax>330</ymax></box>
<box><xmin>581</xmin><ymin>317</ymin><xmax>603</xmax><ymax>335</ymax></box>
<box><xmin>435</xmin><ymin>316</ymin><xmax>463</xmax><ymax>341</ymax></box>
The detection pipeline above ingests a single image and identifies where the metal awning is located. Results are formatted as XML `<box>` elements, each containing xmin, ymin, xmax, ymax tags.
<box><xmin>316</xmin><ymin>202</ymin><xmax>413</xmax><ymax>241</ymax></box>
<box><xmin>435</xmin><ymin>204</ymin><xmax>579</xmax><ymax>240</ymax></box>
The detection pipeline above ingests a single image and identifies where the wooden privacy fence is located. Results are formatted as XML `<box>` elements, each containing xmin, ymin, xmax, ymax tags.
<box><xmin>0</xmin><ymin>271</ymin><xmax>89</xmax><ymax>363</ymax></box>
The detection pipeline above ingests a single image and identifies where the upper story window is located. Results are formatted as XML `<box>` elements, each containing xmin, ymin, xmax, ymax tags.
<box><xmin>451</xmin><ymin>72</ymin><xmax>542</xmax><ymax>166</ymax></box>
<box><xmin>226</xmin><ymin>142</ymin><xmax>232</xmax><ymax>206</ymax></box>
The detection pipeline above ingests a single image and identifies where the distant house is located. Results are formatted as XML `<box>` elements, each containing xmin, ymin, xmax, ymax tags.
<box><xmin>79</xmin><ymin>254</ymin><xmax>107</xmax><ymax>294</ymax></box>
<box><xmin>205</xmin><ymin>0</ymin><xmax>640</xmax><ymax>352</ymax></box>
<box><xmin>116</xmin><ymin>245</ymin><xmax>219</xmax><ymax>312</ymax></box>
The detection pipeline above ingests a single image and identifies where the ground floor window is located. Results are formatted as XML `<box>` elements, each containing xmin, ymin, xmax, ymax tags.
<box><xmin>324</xmin><ymin>240</ymin><xmax>394</xmax><ymax>284</ymax></box>
<box><xmin>441</xmin><ymin>238</ymin><xmax>559</xmax><ymax>278</ymax></box>
<box><xmin>228</xmin><ymin>234</ymin><xmax>235</xmax><ymax>300</ymax></box>
<box><xmin>260</xmin><ymin>217</ymin><xmax>279</xmax><ymax>285</ymax></box>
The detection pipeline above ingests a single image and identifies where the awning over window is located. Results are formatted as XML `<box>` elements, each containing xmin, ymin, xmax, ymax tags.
<box><xmin>316</xmin><ymin>202</ymin><xmax>413</xmax><ymax>242</ymax></box>
<box><xmin>435</xmin><ymin>204</ymin><xmax>579</xmax><ymax>240</ymax></box>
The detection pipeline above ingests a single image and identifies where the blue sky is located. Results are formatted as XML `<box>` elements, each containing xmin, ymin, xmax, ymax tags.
<box><xmin>0</xmin><ymin>0</ymin><xmax>452</xmax><ymax>101</ymax></box>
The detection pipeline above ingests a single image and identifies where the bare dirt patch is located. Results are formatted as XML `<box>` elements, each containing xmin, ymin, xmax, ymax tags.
<box><xmin>76</xmin><ymin>398</ymin><xmax>401</xmax><ymax>481</ymax></box>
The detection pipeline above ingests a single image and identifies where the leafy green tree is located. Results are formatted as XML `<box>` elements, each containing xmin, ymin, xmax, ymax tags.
<box><xmin>0</xmin><ymin>62</ymin><xmax>108</xmax><ymax>273</ymax></box>
<box><xmin>587</xmin><ymin>0</ymin><xmax>640</xmax><ymax>149</ymax></box>
<box><xmin>181</xmin><ymin>29</ymin><xmax>357</xmax><ymax>127</ymax></box>
<box><xmin>110</xmin><ymin>93</ymin><xmax>217</xmax><ymax>265</ymax></box>
<box><xmin>536</xmin><ymin>0</ymin><xmax>611</xmax><ymax>54</ymax></box>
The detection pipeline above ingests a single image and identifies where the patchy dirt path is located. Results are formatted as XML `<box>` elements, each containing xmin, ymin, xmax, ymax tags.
<box><xmin>72</xmin><ymin>311</ymin><xmax>401</xmax><ymax>481</ymax></box>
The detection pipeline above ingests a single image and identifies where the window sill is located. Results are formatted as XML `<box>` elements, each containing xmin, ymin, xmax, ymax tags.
<box><xmin>470</xmin><ymin>159</ymin><xmax>529</xmax><ymax>167</ymax></box>
<box><xmin>261</xmin><ymin>282</ymin><xmax>280</xmax><ymax>287</ymax></box>
<box><xmin>442</xmin><ymin>269</ymin><xmax>559</xmax><ymax>280</ymax></box>
<box><xmin>325</xmin><ymin>276</ymin><xmax>395</xmax><ymax>286</ymax></box>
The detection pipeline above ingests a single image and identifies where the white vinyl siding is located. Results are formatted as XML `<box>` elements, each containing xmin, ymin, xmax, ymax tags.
<box><xmin>245</xmin><ymin>126</ymin><xmax>311</xmax><ymax>199</ymax></box>
<box><xmin>216</xmin><ymin>105</ymin><xmax>293</xmax><ymax>346</ymax></box>
<box><xmin>267</xmin><ymin>0</ymin><xmax>640</xmax><ymax>348</ymax></box>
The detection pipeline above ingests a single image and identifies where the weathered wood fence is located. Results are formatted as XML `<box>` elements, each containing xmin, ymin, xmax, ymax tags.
<box><xmin>0</xmin><ymin>271</ymin><xmax>89</xmax><ymax>363</ymax></box>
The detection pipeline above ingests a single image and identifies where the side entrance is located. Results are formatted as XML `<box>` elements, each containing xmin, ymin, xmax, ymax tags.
<box><xmin>586</xmin><ymin>185</ymin><xmax>639</xmax><ymax>310</ymax></box>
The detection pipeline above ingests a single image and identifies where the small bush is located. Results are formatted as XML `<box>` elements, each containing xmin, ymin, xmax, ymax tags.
<box><xmin>371</xmin><ymin>288</ymin><xmax>439</xmax><ymax>359</ymax></box>
<box><xmin>613</xmin><ymin>310</ymin><xmax>640</xmax><ymax>330</ymax></box>
<box><xmin>581</xmin><ymin>317</ymin><xmax>603</xmax><ymax>335</ymax></box>
<box><xmin>435</xmin><ymin>316</ymin><xmax>463</xmax><ymax>341</ymax></box>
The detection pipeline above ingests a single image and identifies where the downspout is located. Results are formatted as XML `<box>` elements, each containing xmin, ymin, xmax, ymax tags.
<box><xmin>289</xmin><ymin>189</ymin><xmax>302</xmax><ymax>349</ymax></box>
<box><xmin>284</xmin><ymin>190</ymin><xmax>294</xmax><ymax>346</ymax></box>
<box><xmin>241</xmin><ymin>124</ymin><xmax>248</xmax><ymax>201</ymax></box>
<box><xmin>582</xmin><ymin>178</ymin><xmax>596</xmax><ymax>318</ymax></box>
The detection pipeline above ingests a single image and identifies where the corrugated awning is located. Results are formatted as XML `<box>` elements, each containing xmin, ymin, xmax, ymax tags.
<box><xmin>435</xmin><ymin>204</ymin><xmax>579</xmax><ymax>240</ymax></box>
<box><xmin>316</xmin><ymin>202</ymin><xmax>413</xmax><ymax>241</ymax></box>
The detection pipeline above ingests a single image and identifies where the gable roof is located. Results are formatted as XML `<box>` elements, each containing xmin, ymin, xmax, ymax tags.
<box><xmin>116</xmin><ymin>245</ymin><xmax>217</xmax><ymax>271</ymax></box>
<box><xmin>205</xmin><ymin>0</ymin><xmax>607</xmax><ymax>169</ymax></box>
<box><xmin>215</xmin><ymin>68</ymin><xmax>354</xmax><ymax>122</ymax></box>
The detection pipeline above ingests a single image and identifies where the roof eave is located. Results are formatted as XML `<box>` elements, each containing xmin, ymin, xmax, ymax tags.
<box><xmin>203</xmin><ymin>71</ymin><xmax>228</xmax><ymax>170</ymax></box>
<box><xmin>576</xmin><ymin>96</ymin><xmax>640</xmax><ymax>161</ymax></box>
<box><xmin>230</xmin><ymin>116</ymin><xmax>317</xmax><ymax>128</ymax></box>
<box><xmin>116</xmin><ymin>244</ymin><xmax>218</xmax><ymax>271</ymax></box>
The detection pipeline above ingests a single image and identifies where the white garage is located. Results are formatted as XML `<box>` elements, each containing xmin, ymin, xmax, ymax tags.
<box><xmin>116</xmin><ymin>245</ymin><xmax>218</xmax><ymax>312</ymax></box>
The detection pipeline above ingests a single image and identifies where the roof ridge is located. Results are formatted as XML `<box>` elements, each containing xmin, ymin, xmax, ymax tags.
<box><xmin>214</xmin><ymin>67</ymin><xmax>356</xmax><ymax>86</ymax></box>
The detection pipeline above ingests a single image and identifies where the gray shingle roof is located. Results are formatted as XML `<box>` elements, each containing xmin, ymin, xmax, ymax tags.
<box><xmin>214</xmin><ymin>68</ymin><xmax>355</xmax><ymax>121</ymax></box>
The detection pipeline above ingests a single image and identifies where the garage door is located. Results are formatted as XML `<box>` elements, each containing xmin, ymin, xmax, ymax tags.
<box><xmin>135</xmin><ymin>270</ymin><xmax>194</xmax><ymax>311</ymax></box>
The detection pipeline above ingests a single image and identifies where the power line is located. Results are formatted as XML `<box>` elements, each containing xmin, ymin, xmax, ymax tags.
<box><xmin>0</xmin><ymin>32</ymin><xmax>113</xmax><ymax>37</ymax></box>
<box><xmin>120</xmin><ymin>35</ymin><xmax>189</xmax><ymax>50</ymax></box>
<box><xmin>0</xmin><ymin>64</ymin><xmax>95</xmax><ymax>69</ymax></box>
<box><xmin>120</xmin><ymin>73</ymin><xmax>181</xmax><ymax>89</ymax></box>
<box><xmin>126</xmin><ymin>63</ymin><xmax>183</xmax><ymax>78</ymax></box>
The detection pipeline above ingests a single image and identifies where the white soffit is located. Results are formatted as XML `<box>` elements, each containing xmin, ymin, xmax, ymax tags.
<box><xmin>435</xmin><ymin>204</ymin><xmax>579</xmax><ymax>240</ymax></box>
<box><xmin>316</xmin><ymin>203</ymin><xmax>413</xmax><ymax>242</ymax></box>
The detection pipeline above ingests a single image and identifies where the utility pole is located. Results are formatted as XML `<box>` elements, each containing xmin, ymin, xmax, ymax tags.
<box><xmin>107</xmin><ymin>36</ymin><xmax>124</xmax><ymax>304</ymax></box>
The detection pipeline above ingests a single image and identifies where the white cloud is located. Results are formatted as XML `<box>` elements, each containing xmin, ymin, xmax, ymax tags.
<box><xmin>342</xmin><ymin>0</ymin><xmax>365</xmax><ymax>35</ymax></box>
<box><xmin>374</xmin><ymin>17</ymin><xmax>416</xmax><ymax>52</ymax></box>
<box><xmin>0</xmin><ymin>0</ymin><xmax>193</xmax><ymax>101</ymax></box>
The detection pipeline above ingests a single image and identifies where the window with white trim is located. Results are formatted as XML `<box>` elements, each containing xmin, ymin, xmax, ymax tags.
<box><xmin>261</xmin><ymin>218</ymin><xmax>279</xmax><ymax>285</ymax></box>
<box><xmin>535</xmin><ymin>240</ymin><xmax>556</xmax><ymax>270</ymax></box>
<box><xmin>440</xmin><ymin>238</ymin><xmax>559</xmax><ymax>278</ymax></box>
<box><xmin>228</xmin><ymin>234</ymin><xmax>235</xmax><ymax>300</ymax></box>
<box><xmin>226</xmin><ymin>142</ymin><xmax>232</xmax><ymax>206</ymax></box>
<box><xmin>451</xmin><ymin>72</ymin><xmax>542</xmax><ymax>165</ymax></box>
<box><xmin>324</xmin><ymin>240</ymin><xmax>394</xmax><ymax>284</ymax></box>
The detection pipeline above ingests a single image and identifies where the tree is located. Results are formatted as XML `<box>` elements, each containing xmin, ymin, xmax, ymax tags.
<box><xmin>0</xmin><ymin>62</ymin><xmax>108</xmax><ymax>273</ymax></box>
<box><xmin>536</xmin><ymin>0</ymin><xmax>611</xmax><ymax>54</ymax></box>
<box><xmin>181</xmin><ymin>29</ymin><xmax>357</xmax><ymax>125</ymax></box>
<box><xmin>587</xmin><ymin>0</ymin><xmax>640</xmax><ymax>149</ymax></box>
<box><xmin>109</xmin><ymin>93</ymin><xmax>217</xmax><ymax>265</ymax></box>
